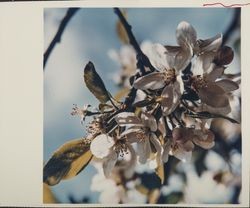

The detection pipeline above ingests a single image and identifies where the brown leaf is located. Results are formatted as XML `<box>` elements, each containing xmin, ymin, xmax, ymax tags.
<box><xmin>155</xmin><ymin>163</ymin><xmax>165</xmax><ymax>184</ymax></box>
<box><xmin>43</xmin><ymin>138</ymin><xmax>93</xmax><ymax>186</ymax></box>
<box><xmin>148</xmin><ymin>189</ymin><xmax>161</xmax><ymax>204</ymax></box>
<box><xmin>43</xmin><ymin>183</ymin><xmax>58</xmax><ymax>203</ymax></box>
<box><xmin>84</xmin><ymin>61</ymin><xmax>110</xmax><ymax>103</ymax></box>
<box><xmin>114</xmin><ymin>87</ymin><xmax>130</xmax><ymax>102</ymax></box>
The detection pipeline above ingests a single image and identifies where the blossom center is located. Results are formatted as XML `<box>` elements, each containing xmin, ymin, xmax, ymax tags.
<box><xmin>163</xmin><ymin>68</ymin><xmax>176</xmax><ymax>84</ymax></box>
<box><xmin>114</xmin><ymin>140</ymin><xmax>128</xmax><ymax>157</ymax></box>
<box><xmin>87</xmin><ymin>118</ymin><xmax>103</xmax><ymax>136</ymax></box>
<box><xmin>191</xmin><ymin>75</ymin><xmax>207</xmax><ymax>91</ymax></box>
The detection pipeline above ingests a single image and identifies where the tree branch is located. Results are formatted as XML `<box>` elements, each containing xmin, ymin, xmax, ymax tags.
<box><xmin>43</xmin><ymin>8</ymin><xmax>79</xmax><ymax>69</ymax></box>
<box><xmin>114</xmin><ymin>8</ymin><xmax>156</xmax><ymax>74</ymax></box>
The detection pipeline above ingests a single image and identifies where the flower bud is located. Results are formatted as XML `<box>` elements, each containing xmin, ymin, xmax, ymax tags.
<box><xmin>214</xmin><ymin>46</ymin><xmax>234</xmax><ymax>66</ymax></box>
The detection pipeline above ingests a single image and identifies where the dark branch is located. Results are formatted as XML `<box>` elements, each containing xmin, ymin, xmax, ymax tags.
<box><xmin>43</xmin><ymin>8</ymin><xmax>79</xmax><ymax>69</ymax></box>
<box><xmin>113</xmin><ymin>8</ymin><xmax>158</xmax><ymax>109</ymax></box>
<box><xmin>222</xmin><ymin>9</ymin><xmax>240</xmax><ymax>45</ymax></box>
<box><xmin>114</xmin><ymin>8</ymin><xmax>156</xmax><ymax>74</ymax></box>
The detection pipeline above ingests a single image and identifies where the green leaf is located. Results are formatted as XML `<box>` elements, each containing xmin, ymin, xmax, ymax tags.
<box><xmin>43</xmin><ymin>138</ymin><xmax>93</xmax><ymax>186</ymax></box>
<box><xmin>84</xmin><ymin>61</ymin><xmax>111</xmax><ymax>103</ymax></box>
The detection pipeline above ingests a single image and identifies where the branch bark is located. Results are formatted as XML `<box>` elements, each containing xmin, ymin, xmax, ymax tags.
<box><xmin>44</xmin><ymin>8</ymin><xmax>79</xmax><ymax>69</ymax></box>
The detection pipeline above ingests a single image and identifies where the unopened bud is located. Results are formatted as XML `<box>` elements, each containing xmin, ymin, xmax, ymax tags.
<box><xmin>214</xmin><ymin>46</ymin><xmax>234</xmax><ymax>66</ymax></box>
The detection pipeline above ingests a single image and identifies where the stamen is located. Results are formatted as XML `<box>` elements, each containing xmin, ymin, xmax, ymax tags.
<box><xmin>163</xmin><ymin>68</ymin><xmax>176</xmax><ymax>84</ymax></box>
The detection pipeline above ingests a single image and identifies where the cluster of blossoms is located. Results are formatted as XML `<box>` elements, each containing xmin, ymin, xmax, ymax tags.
<box><xmin>73</xmin><ymin>21</ymin><xmax>239</xmax><ymax>178</ymax></box>
<box><xmin>44</xmin><ymin>14</ymin><xmax>240</xmax><ymax>203</ymax></box>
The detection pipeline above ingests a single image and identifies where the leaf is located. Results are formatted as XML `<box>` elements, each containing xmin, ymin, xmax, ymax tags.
<box><xmin>43</xmin><ymin>183</ymin><xmax>58</xmax><ymax>203</ymax></box>
<box><xmin>43</xmin><ymin>138</ymin><xmax>93</xmax><ymax>186</ymax></box>
<box><xmin>84</xmin><ymin>61</ymin><xmax>110</xmax><ymax>103</ymax></box>
<box><xmin>148</xmin><ymin>189</ymin><xmax>160</xmax><ymax>204</ymax></box>
<box><xmin>114</xmin><ymin>87</ymin><xmax>130</xmax><ymax>102</ymax></box>
<box><xmin>155</xmin><ymin>163</ymin><xmax>165</xmax><ymax>184</ymax></box>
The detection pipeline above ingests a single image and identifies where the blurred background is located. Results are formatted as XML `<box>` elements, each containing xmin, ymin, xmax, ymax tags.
<box><xmin>44</xmin><ymin>8</ymin><xmax>241</xmax><ymax>204</ymax></box>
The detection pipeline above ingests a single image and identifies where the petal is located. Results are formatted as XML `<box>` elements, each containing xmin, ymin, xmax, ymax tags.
<box><xmin>206</xmin><ymin>65</ymin><xmax>225</xmax><ymax>81</ymax></box>
<box><xmin>202</xmin><ymin>103</ymin><xmax>231</xmax><ymax>115</ymax></box>
<box><xmin>197</xmin><ymin>33</ymin><xmax>223</xmax><ymax>53</ymax></box>
<box><xmin>165</xmin><ymin>45</ymin><xmax>192</xmax><ymax>71</ymax></box>
<box><xmin>198</xmin><ymin>82</ymin><xmax>229</xmax><ymax>108</ymax></box>
<box><xmin>103</xmin><ymin>150</ymin><xmax>118</xmax><ymax>178</ymax></box>
<box><xmin>115</xmin><ymin>112</ymin><xmax>143</xmax><ymax>127</ymax></box>
<box><xmin>150</xmin><ymin>133</ymin><xmax>163</xmax><ymax>166</ymax></box>
<box><xmin>161</xmin><ymin>82</ymin><xmax>182</xmax><ymax>116</ymax></box>
<box><xmin>193</xmin><ymin>130</ymin><xmax>215</xmax><ymax>149</ymax></box>
<box><xmin>124</xmin><ymin>143</ymin><xmax>137</xmax><ymax>178</ymax></box>
<box><xmin>158</xmin><ymin>116</ymin><xmax>167</xmax><ymax>138</ymax></box>
<box><xmin>172</xmin><ymin>127</ymin><xmax>193</xmax><ymax>143</ymax></box>
<box><xmin>181</xmin><ymin>140</ymin><xmax>195</xmax><ymax>152</ymax></box>
<box><xmin>137</xmin><ymin>137</ymin><xmax>151</xmax><ymax>164</ymax></box>
<box><xmin>176</xmin><ymin>21</ymin><xmax>197</xmax><ymax>48</ymax></box>
<box><xmin>142</xmin><ymin>42</ymin><xmax>170</xmax><ymax>71</ymax></box>
<box><xmin>133</xmin><ymin>72</ymin><xmax>166</xmax><ymax>90</ymax></box>
<box><xmin>119</xmin><ymin>127</ymin><xmax>141</xmax><ymax>141</ymax></box>
<box><xmin>171</xmin><ymin>145</ymin><xmax>192</xmax><ymax>163</ymax></box>
<box><xmin>162</xmin><ymin>139</ymin><xmax>172</xmax><ymax>163</ymax></box>
<box><xmin>141</xmin><ymin>112</ymin><xmax>158</xmax><ymax>132</ymax></box>
<box><xmin>197</xmin><ymin>52</ymin><xmax>216</xmax><ymax>72</ymax></box>
<box><xmin>215</xmin><ymin>79</ymin><xmax>239</xmax><ymax>92</ymax></box>
<box><xmin>161</xmin><ymin>84</ymin><xmax>174</xmax><ymax>108</ymax></box>
<box><xmin>90</xmin><ymin>134</ymin><xmax>115</xmax><ymax>159</ymax></box>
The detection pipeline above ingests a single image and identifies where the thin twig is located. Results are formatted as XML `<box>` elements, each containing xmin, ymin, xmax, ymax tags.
<box><xmin>44</xmin><ymin>8</ymin><xmax>79</xmax><ymax>69</ymax></box>
<box><xmin>114</xmin><ymin>8</ymin><xmax>156</xmax><ymax>74</ymax></box>
<box><xmin>113</xmin><ymin>8</ymin><xmax>158</xmax><ymax>110</ymax></box>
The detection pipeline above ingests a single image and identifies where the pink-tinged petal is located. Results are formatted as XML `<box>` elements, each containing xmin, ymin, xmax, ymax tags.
<box><xmin>137</xmin><ymin>137</ymin><xmax>151</xmax><ymax>164</ymax></box>
<box><xmin>206</xmin><ymin>66</ymin><xmax>225</xmax><ymax>81</ymax></box>
<box><xmin>215</xmin><ymin>79</ymin><xmax>239</xmax><ymax>92</ymax></box>
<box><xmin>141</xmin><ymin>112</ymin><xmax>158</xmax><ymax>132</ymax></box>
<box><xmin>158</xmin><ymin>117</ymin><xmax>167</xmax><ymax>138</ymax></box>
<box><xmin>171</xmin><ymin>145</ymin><xmax>192</xmax><ymax>163</ymax></box>
<box><xmin>193</xmin><ymin>130</ymin><xmax>215</xmax><ymax>149</ymax></box>
<box><xmin>172</xmin><ymin>128</ymin><xmax>192</xmax><ymax>143</ymax></box>
<box><xmin>161</xmin><ymin>84</ymin><xmax>174</xmax><ymax>108</ymax></box>
<box><xmin>197</xmin><ymin>33</ymin><xmax>223</xmax><ymax>53</ymax></box>
<box><xmin>165</xmin><ymin>45</ymin><xmax>192</xmax><ymax>71</ymax></box>
<box><xmin>176</xmin><ymin>21</ymin><xmax>197</xmax><ymax>48</ymax></box>
<box><xmin>161</xmin><ymin>81</ymin><xmax>182</xmax><ymax>116</ymax></box>
<box><xmin>181</xmin><ymin>140</ymin><xmax>195</xmax><ymax>152</ymax></box>
<box><xmin>115</xmin><ymin>112</ymin><xmax>143</xmax><ymax>127</ymax></box>
<box><xmin>103</xmin><ymin>150</ymin><xmax>118</xmax><ymax>177</ymax></box>
<box><xmin>90</xmin><ymin>134</ymin><xmax>115</xmax><ymax>159</ymax></box>
<box><xmin>162</xmin><ymin>139</ymin><xmax>172</xmax><ymax>163</ymax></box>
<box><xmin>133</xmin><ymin>72</ymin><xmax>166</xmax><ymax>90</ymax></box>
<box><xmin>150</xmin><ymin>133</ymin><xmax>163</xmax><ymax>166</ymax></box>
<box><xmin>198</xmin><ymin>82</ymin><xmax>229</xmax><ymax>108</ymax></box>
